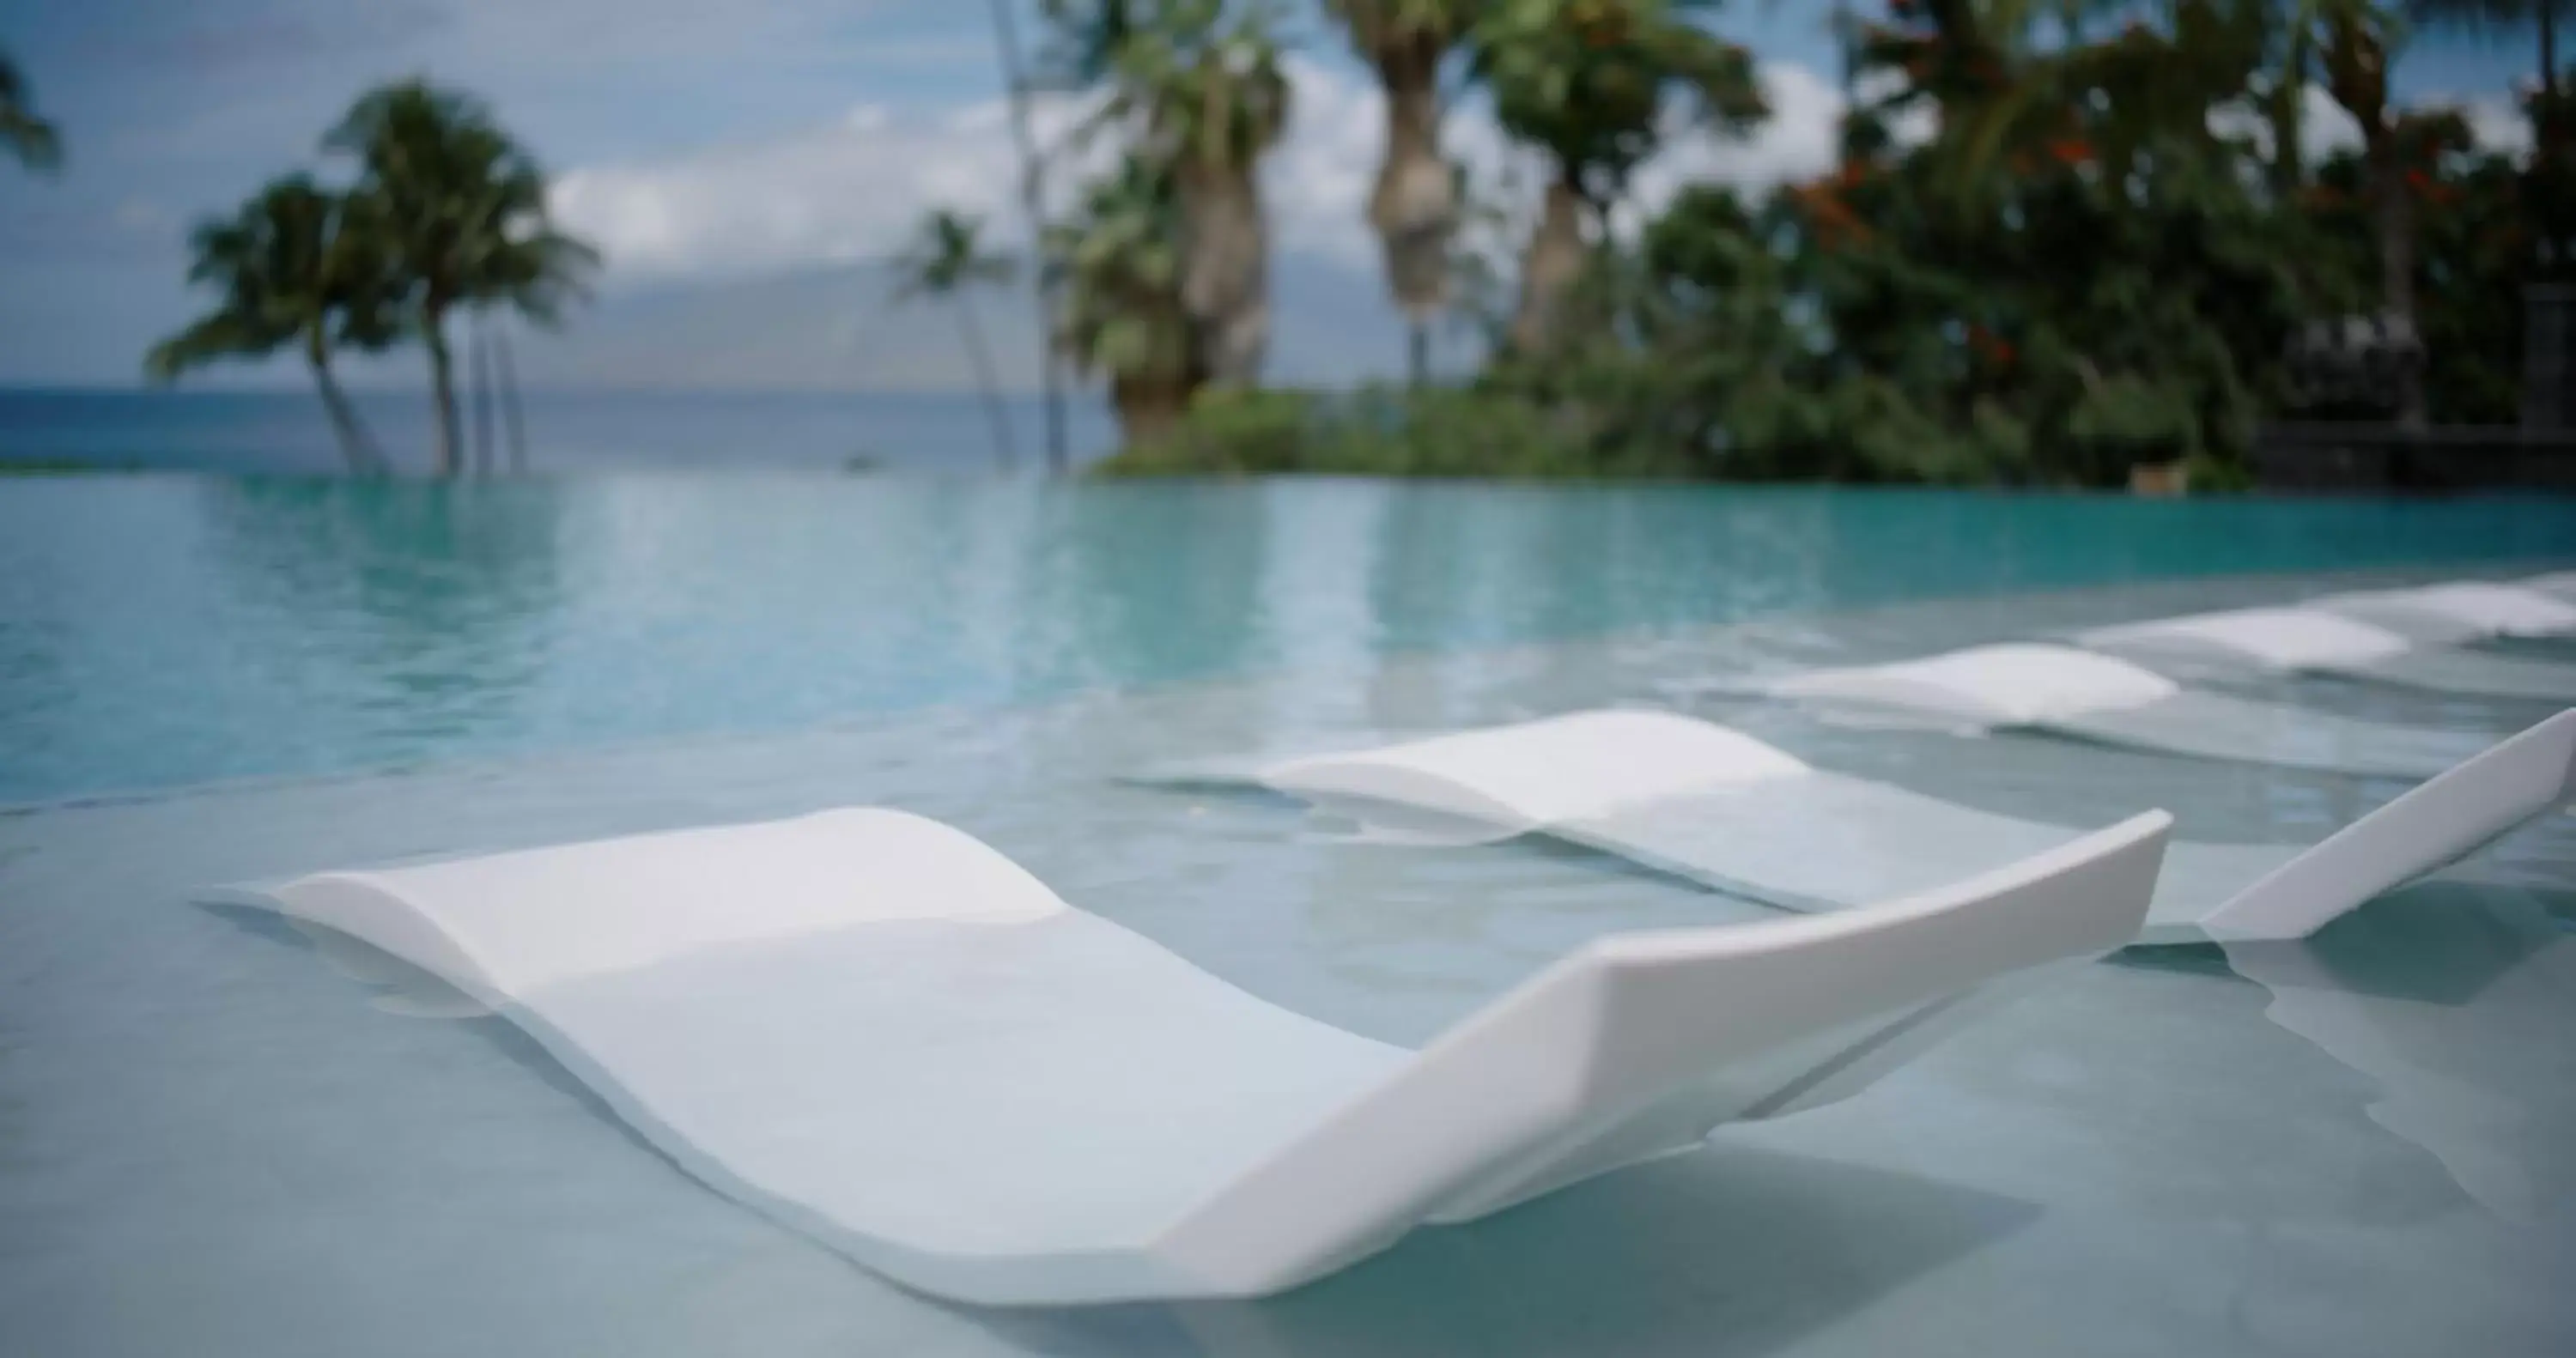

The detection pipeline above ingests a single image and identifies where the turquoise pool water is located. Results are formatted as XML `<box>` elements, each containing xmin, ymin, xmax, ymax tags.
<box><xmin>4</xmin><ymin>476</ymin><xmax>2573</xmax><ymax>802</ymax></box>
<box><xmin>1</xmin><ymin>476</ymin><xmax>2573</xmax><ymax>1356</ymax></box>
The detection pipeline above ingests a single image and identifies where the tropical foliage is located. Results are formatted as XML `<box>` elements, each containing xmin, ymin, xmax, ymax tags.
<box><xmin>150</xmin><ymin>80</ymin><xmax>594</xmax><ymax>476</ymax></box>
<box><xmin>1089</xmin><ymin>0</ymin><xmax>2573</xmax><ymax>484</ymax></box>
<box><xmin>1035</xmin><ymin>1</ymin><xmax>1298</xmax><ymax>445</ymax></box>
<box><xmin>148</xmin><ymin>178</ymin><xmax>402</xmax><ymax>473</ymax></box>
<box><xmin>325</xmin><ymin>82</ymin><xmax>598</xmax><ymax>476</ymax></box>
<box><xmin>1050</xmin><ymin>152</ymin><xmax>1204</xmax><ymax>443</ymax></box>
<box><xmin>1473</xmin><ymin>0</ymin><xmax>1766</xmax><ymax>355</ymax></box>
<box><xmin>0</xmin><ymin>45</ymin><xmax>60</xmax><ymax>173</ymax></box>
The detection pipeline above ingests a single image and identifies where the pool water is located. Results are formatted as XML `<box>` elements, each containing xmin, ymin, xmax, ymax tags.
<box><xmin>0</xmin><ymin>476</ymin><xmax>2572</xmax><ymax>1355</ymax></box>
<box><xmin>4</xmin><ymin>476</ymin><xmax>2575</xmax><ymax>803</ymax></box>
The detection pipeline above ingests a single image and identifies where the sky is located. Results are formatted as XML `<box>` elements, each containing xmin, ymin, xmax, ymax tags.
<box><xmin>0</xmin><ymin>0</ymin><xmax>2549</xmax><ymax>392</ymax></box>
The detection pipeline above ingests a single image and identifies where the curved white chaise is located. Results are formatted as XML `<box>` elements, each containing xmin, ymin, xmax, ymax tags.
<box><xmin>2523</xmin><ymin>571</ymin><xmax>2576</xmax><ymax>603</ymax></box>
<box><xmin>203</xmin><ymin>806</ymin><xmax>2166</xmax><ymax>1306</ymax></box>
<box><xmin>2309</xmin><ymin>581</ymin><xmax>2576</xmax><ymax>644</ymax></box>
<box><xmin>1757</xmin><ymin>642</ymin><xmax>2519</xmax><ymax>778</ymax></box>
<box><xmin>2075</xmin><ymin>607</ymin><xmax>2576</xmax><ymax>701</ymax></box>
<box><xmin>1152</xmin><ymin>708</ymin><xmax>2576</xmax><ymax>946</ymax></box>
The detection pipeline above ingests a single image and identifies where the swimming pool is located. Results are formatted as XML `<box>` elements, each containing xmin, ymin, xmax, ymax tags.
<box><xmin>4</xmin><ymin>476</ymin><xmax>2574</xmax><ymax>803</ymax></box>
<box><xmin>1</xmin><ymin>477</ymin><xmax>2572</xmax><ymax>1355</ymax></box>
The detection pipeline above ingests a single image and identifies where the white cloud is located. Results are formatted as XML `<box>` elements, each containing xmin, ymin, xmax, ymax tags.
<box><xmin>550</xmin><ymin>91</ymin><xmax>1106</xmax><ymax>282</ymax></box>
<box><xmin>2451</xmin><ymin>94</ymin><xmax>2536</xmax><ymax>161</ymax></box>
<box><xmin>2209</xmin><ymin>85</ymin><xmax>2531</xmax><ymax>167</ymax></box>
<box><xmin>2205</xmin><ymin>87</ymin><xmax>2365</xmax><ymax>166</ymax></box>
<box><xmin>1623</xmin><ymin>63</ymin><xmax>1863</xmax><ymax>225</ymax></box>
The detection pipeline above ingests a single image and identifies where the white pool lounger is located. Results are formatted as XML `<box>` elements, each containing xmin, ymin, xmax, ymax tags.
<box><xmin>1157</xmin><ymin>709</ymin><xmax>2576</xmax><ymax>947</ymax></box>
<box><xmin>1757</xmin><ymin>642</ymin><xmax>2511</xmax><ymax>778</ymax></box>
<box><xmin>203</xmin><ymin>807</ymin><xmax>2166</xmax><ymax>1306</ymax></box>
<box><xmin>2075</xmin><ymin>606</ymin><xmax>2576</xmax><ymax>701</ymax></box>
<box><xmin>2311</xmin><ymin>581</ymin><xmax>2576</xmax><ymax>644</ymax></box>
<box><xmin>2523</xmin><ymin>571</ymin><xmax>2576</xmax><ymax>603</ymax></box>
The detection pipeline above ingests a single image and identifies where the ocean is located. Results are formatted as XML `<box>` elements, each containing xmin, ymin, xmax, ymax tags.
<box><xmin>0</xmin><ymin>386</ymin><xmax>1123</xmax><ymax>475</ymax></box>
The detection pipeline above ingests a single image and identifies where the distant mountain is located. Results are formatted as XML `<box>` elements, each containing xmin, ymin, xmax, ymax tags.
<box><xmin>502</xmin><ymin>251</ymin><xmax>1458</xmax><ymax>394</ymax></box>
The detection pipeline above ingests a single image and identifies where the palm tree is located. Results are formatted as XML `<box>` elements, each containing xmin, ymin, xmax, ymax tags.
<box><xmin>2262</xmin><ymin>1</ymin><xmax>2323</xmax><ymax>194</ymax></box>
<box><xmin>1326</xmin><ymin>1</ymin><xmax>1475</xmax><ymax>385</ymax></box>
<box><xmin>1849</xmin><ymin>0</ymin><xmax>2076</xmax><ymax>219</ymax></box>
<box><xmin>469</xmin><ymin>314</ymin><xmax>498</xmax><ymax>475</ymax></box>
<box><xmin>1472</xmin><ymin>0</ymin><xmax>1768</xmax><ymax>356</ymax></box>
<box><xmin>1060</xmin><ymin>1</ymin><xmax>1291</xmax><ymax>387</ymax></box>
<box><xmin>326</xmin><ymin>81</ymin><xmax>597</xmax><ymax>478</ymax></box>
<box><xmin>1049</xmin><ymin>152</ymin><xmax>1202</xmax><ymax>445</ymax></box>
<box><xmin>147</xmin><ymin>176</ymin><xmax>398</xmax><ymax>474</ymax></box>
<box><xmin>1</xmin><ymin>46</ymin><xmax>61</xmax><ymax>173</ymax></box>
<box><xmin>2309</xmin><ymin>2</ymin><xmax>2433</xmax><ymax>423</ymax></box>
<box><xmin>893</xmin><ymin>209</ymin><xmax>1023</xmax><ymax>472</ymax></box>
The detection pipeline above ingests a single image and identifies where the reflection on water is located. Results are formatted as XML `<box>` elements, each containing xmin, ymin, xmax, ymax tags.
<box><xmin>5</xmin><ymin>477</ymin><xmax>2576</xmax><ymax>802</ymax></box>
<box><xmin>2222</xmin><ymin>882</ymin><xmax>2576</xmax><ymax>1222</ymax></box>
<box><xmin>207</xmin><ymin>480</ymin><xmax>568</xmax><ymax>743</ymax></box>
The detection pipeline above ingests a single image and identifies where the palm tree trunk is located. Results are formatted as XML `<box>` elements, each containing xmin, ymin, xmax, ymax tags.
<box><xmin>304</xmin><ymin>325</ymin><xmax>384</xmax><ymax>475</ymax></box>
<box><xmin>1368</xmin><ymin>42</ymin><xmax>1454</xmax><ymax>330</ymax></box>
<box><xmin>470</xmin><ymin>316</ymin><xmax>497</xmax><ymax>477</ymax></box>
<box><xmin>988</xmin><ymin>0</ymin><xmax>1069</xmax><ymax>476</ymax></box>
<box><xmin>424</xmin><ymin>304</ymin><xmax>462</xmax><ymax>479</ymax></box>
<box><xmin>1509</xmin><ymin>173</ymin><xmax>1589</xmax><ymax>358</ymax></box>
<box><xmin>956</xmin><ymin>293</ymin><xmax>1019</xmax><ymax>473</ymax></box>
<box><xmin>1408</xmin><ymin>318</ymin><xmax>1431</xmax><ymax>389</ymax></box>
<box><xmin>1111</xmin><ymin>373</ymin><xmax>1192</xmax><ymax>448</ymax></box>
<box><xmin>1179</xmin><ymin>166</ymin><xmax>1270</xmax><ymax>386</ymax></box>
<box><xmin>496</xmin><ymin>322</ymin><xmax>528</xmax><ymax>474</ymax></box>
<box><xmin>2369</xmin><ymin>130</ymin><xmax>2425</xmax><ymax>428</ymax></box>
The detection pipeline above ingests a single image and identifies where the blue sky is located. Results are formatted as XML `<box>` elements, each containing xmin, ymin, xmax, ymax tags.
<box><xmin>0</xmin><ymin>0</ymin><xmax>2547</xmax><ymax>391</ymax></box>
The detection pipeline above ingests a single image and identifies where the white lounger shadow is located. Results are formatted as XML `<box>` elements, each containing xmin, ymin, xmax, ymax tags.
<box><xmin>2075</xmin><ymin>606</ymin><xmax>2576</xmax><ymax>701</ymax></box>
<box><xmin>2310</xmin><ymin>581</ymin><xmax>2576</xmax><ymax>644</ymax></box>
<box><xmin>203</xmin><ymin>807</ymin><xmax>2166</xmax><ymax>1306</ymax></box>
<box><xmin>1144</xmin><ymin>709</ymin><xmax>2576</xmax><ymax>946</ymax></box>
<box><xmin>1752</xmin><ymin>642</ymin><xmax>2512</xmax><ymax>778</ymax></box>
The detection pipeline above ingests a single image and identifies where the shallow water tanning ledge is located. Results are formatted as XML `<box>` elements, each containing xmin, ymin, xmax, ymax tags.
<box><xmin>1145</xmin><ymin>709</ymin><xmax>2576</xmax><ymax>946</ymax></box>
<box><xmin>200</xmin><ymin>807</ymin><xmax>2166</xmax><ymax>1306</ymax></box>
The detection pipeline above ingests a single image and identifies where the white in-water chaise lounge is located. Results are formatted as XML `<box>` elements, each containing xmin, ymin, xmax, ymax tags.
<box><xmin>1145</xmin><ymin>708</ymin><xmax>2576</xmax><ymax>946</ymax></box>
<box><xmin>204</xmin><ymin>807</ymin><xmax>2166</xmax><ymax>1306</ymax></box>
<box><xmin>2074</xmin><ymin>605</ymin><xmax>2576</xmax><ymax>701</ymax></box>
<box><xmin>2308</xmin><ymin>580</ymin><xmax>2576</xmax><ymax>644</ymax></box>
<box><xmin>1750</xmin><ymin>642</ymin><xmax>2537</xmax><ymax>778</ymax></box>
